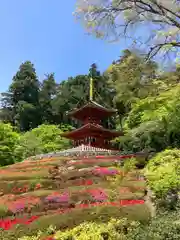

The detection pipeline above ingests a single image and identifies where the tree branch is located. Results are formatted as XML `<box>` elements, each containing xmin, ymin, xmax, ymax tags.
<box><xmin>147</xmin><ymin>41</ymin><xmax>180</xmax><ymax>59</ymax></box>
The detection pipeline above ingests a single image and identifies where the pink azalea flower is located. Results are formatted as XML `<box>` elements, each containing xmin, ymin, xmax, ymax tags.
<box><xmin>88</xmin><ymin>189</ymin><xmax>108</xmax><ymax>201</ymax></box>
<box><xmin>93</xmin><ymin>167</ymin><xmax>119</xmax><ymax>176</ymax></box>
<box><xmin>45</xmin><ymin>192</ymin><xmax>69</xmax><ymax>203</ymax></box>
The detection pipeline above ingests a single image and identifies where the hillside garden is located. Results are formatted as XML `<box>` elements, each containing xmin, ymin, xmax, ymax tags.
<box><xmin>0</xmin><ymin>0</ymin><xmax>180</xmax><ymax>238</ymax></box>
<box><xmin>0</xmin><ymin>59</ymin><xmax>180</xmax><ymax>239</ymax></box>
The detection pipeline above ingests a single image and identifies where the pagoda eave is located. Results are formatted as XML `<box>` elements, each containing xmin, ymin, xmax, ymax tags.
<box><xmin>61</xmin><ymin>132</ymin><xmax>122</xmax><ymax>140</ymax></box>
<box><xmin>61</xmin><ymin>123</ymin><xmax>123</xmax><ymax>139</ymax></box>
<box><xmin>68</xmin><ymin>100</ymin><xmax>116</xmax><ymax>121</ymax></box>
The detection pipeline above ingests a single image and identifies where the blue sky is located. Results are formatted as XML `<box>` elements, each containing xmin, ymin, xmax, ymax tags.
<box><xmin>0</xmin><ymin>0</ymin><xmax>130</xmax><ymax>93</ymax></box>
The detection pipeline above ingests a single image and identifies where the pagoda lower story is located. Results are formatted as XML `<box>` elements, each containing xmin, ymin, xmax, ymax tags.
<box><xmin>62</xmin><ymin>122</ymin><xmax>121</xmax><ymax>150</ymax></box>
<box><xmin>61</xmin><ymin>100</ymin><xmax>123</xmax><ymax>151</ymax></box>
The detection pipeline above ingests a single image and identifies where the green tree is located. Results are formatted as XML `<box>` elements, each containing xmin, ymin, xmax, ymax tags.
<box><xmin>75</xmin><ymin>0</ymin><xmax>180</xmax><ymax>61</ymax></box>
<box><xmin>1</xmin><ymin>61</ymin><xmax>41</xmax><ymax>131</ymax></box>
<box><xmin>106</xmin><ymin>50</ymin><xmax>158</xmax><ymax>128</ymax></box>
<box><xmin>52</xmin><ymin>64</ymin><xmax>115</xmax><ymax>127</ymax></box>
<box><xmin>39</xmin><ymin>73</ymin><xmax>57</xmax><ymax>123</ymax></box>
<box><xmin>15</xmin><ymin>124</ymin><xmax>71</xmax><ymax>160</ymax></box>
<box><xmin>118</xmin><ymin>120</ymin><xmax>168</xmax><ymax>153</ymax></box>
<box><xmin>125</xmin><ymin>65</ymin><xmax>180</xmax><ymax>129</ymax></box>
<box><xmin>116</xmin><ymin>72</ymin><xmax>180</xmax><ymax>153</ymax></box>
<box><xmin>0</xmin><ymin>123</ymin><xmax>20</xmax><ymax>166</ymax></box>
<box><xmin>0</xmin><ymin>63</ymin><xmax>116</xmax><ymax>129</ymax></box>
<box><xmin>145</xmin><ymin>149</ymin><xmax>180</xmax><ymax>198</ymax></box>
<box><xmin>51</xmin><ymin>74</ymin><xmax>90</xmax><ymax>126</ymax></box>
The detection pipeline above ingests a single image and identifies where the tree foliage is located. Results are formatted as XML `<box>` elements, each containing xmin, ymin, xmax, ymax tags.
<box><xmin>75</xmin><ymin>0</ymin><xmax>180</xmax><ymax>61</ymax></box>
<box><xmin>39</xmin><ymin>73</ymin><xmax>58</xmax><ymax>124</ymax></box>
<box><xmin>15</xmin><ymin>124</ymin><xmax>71</xmax><ymax>160</ymax></box>
<box><xmin>115</xmin><ymin>66</ymin><xmax>180</xmax><ymax>153</ymax></box>
<box><xmin>145</xmin><ymin>149</ymin><xmax>180</xmax><ymax>198</ymax></box>
<box><xmin>0</xmin><ymin>123</ymin><xmax>20</xmax><ymax>166</ymax></box>
<box><xmin>0</xmin><ymin>51</ymin><xmax>180</xmax><ymax>159</ymax></box>
<box><xmin>0</xmin><ymin>61</ymin><xmax>41</xmax><ymax>131</ymax></box>
<box><xmin>0</xmin><ymin>122</ymin><xmax>71</xmax><ymax>165</ymax></box>
<box><xmin>106</xmin><ymin>50</ymin><xmax>158</xmax><ymax>116</ymax></box>
<box><xmin>0</xmin><ymin>62</ymin><xmax>115</xmax><ymax>130</ymax></box>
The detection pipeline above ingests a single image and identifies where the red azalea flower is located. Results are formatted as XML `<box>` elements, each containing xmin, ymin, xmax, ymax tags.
<box><xmin>45</xmin><ymin>237</ymin><xmax>55</xmax><ymax>240</ymax></box>
<box><xmin>91</xmin><ymin>202</ymin><xmax>99</xmax><ymax>206</ymax></box>
<box><xmin>79</xmin><ymin>203</ymin><xmax>89</xmax><ymax>208</ymax></box>
<box><xmin>119</xmin><ymin>187</ymin><xmax>131</xmax><ymax>193</ymax></box>
<box><xmin>18</xmin><ymin>188</ymin><xmax>23</xmax><ymax>193</ymax></box>
<box><xmin>86</xmin><ymin>180</ymin><xmax>93</xmax><ymax>185</ymax></box>
<box><xmin>120</xmin><ymin>199</ymin><xmax>145</xmax><ymax>205</ymax></box>
<box><xmin>35</xmin><ymin>183</ymin><xmax>42</xmax><ymax>189</ymax></box>
<box><xmin>0</xmin><ymin>216</ymin><xmax>39</xmax><ymax>230</ymax></box>
<box><xmin>22</xmin><ymin>185</ymin><xmax>29</xmax><ymax>192</ymax></box>
<box><xmin>12</xmin><ymin>187</ymin><xmax>18</xmax><ymax>193</ymax></box>
<box><xmin>110</xmin><ymin>202</ymin><xmax>119</xmax><ymax>206</ymax></box>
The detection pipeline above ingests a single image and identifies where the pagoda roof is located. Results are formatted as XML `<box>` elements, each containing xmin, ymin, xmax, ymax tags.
<box><xmin>68</xmin><ymin>100</ymin><xmax>116</xmax><ymax>121</ymax></box>
<box><xmin>61</xmin><ymin>123</ymin><xmax>122</xmax><ymax>139</ymax></box>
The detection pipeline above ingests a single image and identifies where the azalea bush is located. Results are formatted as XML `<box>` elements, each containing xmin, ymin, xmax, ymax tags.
<box><xmin>0</xmin><ymin>203</ymin><xmax>149</xmax><ymax>239</ymax></box>
<box><xmin>16</xmin><ymin>210</ymin><xmax>180</xmax><ymax>240</ymax></box>
<box><xmin>92</xmin><ymin>167</ymin><xmax>121</xmax><ymax>176</ymax></box>
<box><xmin>126</xmin><ymin>211</ymin><xmax>180</xmax><ymax>240</ymax></box>
<box><xmin>145</xmin><ymin>149</ymin><xmax>180</xmax><ymax>198</ymax></box>
<box><xmin>0</xmin><ymin>153</ymin><xmax>148</xmax><ymax>240</ymax></box>
<box><xmin>0</xmin><ymin>184</ymin><xmax>145</xmax><ymax>218</ymax></box>
<box><xmin>53</xmin><ymin>219</ymin><xmax>136</xmax><ymax>240</ymax></box>
<box><xmin>0</xmin><ymin>216</ymin><xmax>39</xmax><ymax>230</ymax></box>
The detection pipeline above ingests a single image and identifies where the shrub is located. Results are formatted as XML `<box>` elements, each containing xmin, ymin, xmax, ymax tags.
<box><xmin>15</xmin><ymin>124</ymin><xmax>71</xmax><ymax>160</ymax></box>
<box><xmin>0</xmin><ymin>205</ymin><xmax>9</xmax><ymax>218</ymax></box>
<box><xmin>145</xmin><ymin>149</ymin><xmax>180</xmax><ymax>199</ymax></box>
<box><xmin>127</xmin><ymin>211</ymin><xmax>180</xmax><ymax>240</ymax></box>
<box><xmin>123</xmin><ymin>158</ymin><xmax>137</xmax><ymax>173</ymax></box>
<box><xmin>17</xmin><ymin>211</ymin><xmax>180</xmax><ymax>240</ymax></box>
<box><xmin>54</xmin><ymin>220</ymin><xmax>126</xmax><ymax>240</ymax></box>
<box><xmin>0</xmin><ymin>204</ymin><xmax>150</xmax><ymax>239</ymax></box>
<box><xmin>18</xmin><ymin>218</ymin><xmax>140</xmax><ymax>240</ymax></box>
<box><xmin>0</xmin><ymin>123</ymin><xmax>20</xmax><ymax>166</ymax></box>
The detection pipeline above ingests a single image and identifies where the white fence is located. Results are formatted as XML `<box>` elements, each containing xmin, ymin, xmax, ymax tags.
<box><xmin>26</xmin><ymin>144</ymin><xmax>120</xmax><ymax>161</ymax></box>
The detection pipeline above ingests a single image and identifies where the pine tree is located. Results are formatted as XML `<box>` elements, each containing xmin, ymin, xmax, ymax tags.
<box><xmin>1</xmin><ymin>61</ymin><xmax>41</xmax><ymax>131</ymax></box>
<box><xmin>39</xmin><ymin>73</ymin><xmax>57</xmax><ymax>123</ymax></box>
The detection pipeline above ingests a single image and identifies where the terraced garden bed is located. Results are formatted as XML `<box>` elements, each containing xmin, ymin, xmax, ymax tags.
<box><xmin>0</xmin><ymin>155</ymin><xmax>151</xmax><ymax>239</ymax></box>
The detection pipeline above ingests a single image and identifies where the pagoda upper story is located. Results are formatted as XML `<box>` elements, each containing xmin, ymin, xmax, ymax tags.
<box><xmin>68</xmin><ymin>100</ymin><xmax>116</xmax><ymax>125</ymax></box>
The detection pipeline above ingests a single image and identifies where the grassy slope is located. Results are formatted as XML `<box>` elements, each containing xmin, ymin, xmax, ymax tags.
<box><xmin>0</xmin><ymin>156</ymin><xmax>151</xmax><ymax>239</ymax></box>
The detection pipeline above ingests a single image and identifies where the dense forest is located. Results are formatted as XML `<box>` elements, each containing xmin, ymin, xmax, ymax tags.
<box><xmin>0</xmin><ymin>49</ymin><xmax>179</xmax><ymax>166</ymax></box>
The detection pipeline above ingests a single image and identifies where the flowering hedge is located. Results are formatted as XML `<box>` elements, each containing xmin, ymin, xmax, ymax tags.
<box><xmin>0</xmin><ymin>153</ymin><xmax>148</xmax><ymax>240</ymax></box>
<box><xmin>0</xmin><ymin>216</ymin><xmax>39</xmax><ymax>230</ymax></box>
<box><xmin>7</xmin><ymin>196</ymin><xmax>41</xmax><ymax>214</ymax></box>
<box><xmin>0</xmin><ymin>199</ymin><xmax>145</xmax><ymax>231</ymax></box>
<box><xmin>92</xmin><ymin>167</ymin><xmax>121</xmax><ymax>176</ymax></box>
<box><xmin>45</xmin><ymin>192</ymin><xmax>69</xmax><ymax>204</ymax></box>
<box><xmin>11</xmin><ymin>183</ymin><xmax>42</xmax><ymax>194</ymax></box>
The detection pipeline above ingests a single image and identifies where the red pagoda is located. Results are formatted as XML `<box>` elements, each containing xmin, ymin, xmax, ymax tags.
<box><xmin>61</xmin><ymin>77</ymin><xmax>123</xmax><ymax>150</ymax></box>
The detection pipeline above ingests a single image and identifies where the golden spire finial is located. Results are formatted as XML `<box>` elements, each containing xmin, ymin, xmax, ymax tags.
<box><xmin>89</xmin><ymin>76</ymin><xmax>93</xmax><ymax>101</ymax></box>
